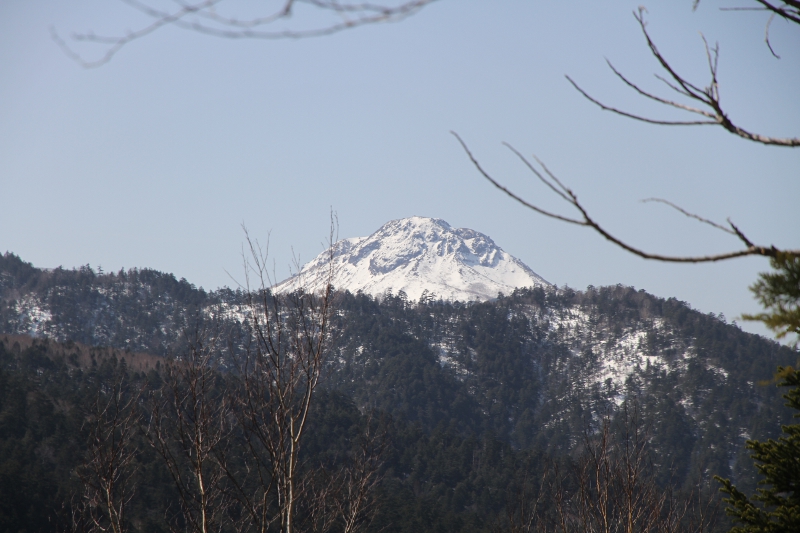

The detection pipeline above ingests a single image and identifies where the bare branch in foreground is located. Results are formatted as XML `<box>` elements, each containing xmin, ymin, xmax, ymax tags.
<box><xmin>230</xmin><ymin>221</ymin><xmax>338</xmax><ymax>533</ymax></box>
<box><xmin>560</xmin><ymin>406</ymin><xmax>718</xmax><ymax>533</ymax></box>
<box><xmin>453</xmin><ymin>132</ymin><xmax>799</xmax><ymax>263</ymax></box>
<box><xmin>52</xmin><ymin>0</ymin><xmax>437</xmax><ymax>68</ymax></box>
<box><xmin>751</xmin><ymin>1</ymin><xmax>800</xmax><ymax>25</ymax></box>
<box><xmin>498</xmin><ymin>405</ymin><xmax>718</xmax><ymax>533</ymax></box>
<box><xmin>76</xmin><ymin>372</ymin><xmax>143</xmax><ymax>533</ymax></box>
<box><xmin>639</xmin><ymin>198</ymin><xmax>736</xmax><ymax>236</ymax></box>
<box><xmin>146</xmin><ymin>332</ymin><xmax>234</xmax><ymax>533</ymax></box>
<box><xmin>567</xmin><ymin>8</ymin><xmax>800</xmax><ymax>147</ymax></box>
<box><xmin>309</xmin><ymin>413</ymin><xmax>386</xmax><ymax>533</ymax></box>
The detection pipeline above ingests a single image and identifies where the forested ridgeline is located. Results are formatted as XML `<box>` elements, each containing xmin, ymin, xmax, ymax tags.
<box><xmin>0</xmin><ymin>335</ymin><xmax>606</xmax><ymax>533</ymax></box>
<box><xmin>0</xmin><ymin>252</ymin><xmax>235</xmax><ymax>355</ymax></box>
<box><xmin>3</xmin><ymin>332</ymin><xmax>792</xmax><ymax>533</ymax></box>
<box><xmin>2</xmin><ymin>253</ymin><xmax>797</xmax><ymax>489</ymax></box>
<box><xmin>2</xmin><ymin>253</ymin><xmax>798</xmax><ymax>532</ymax></box>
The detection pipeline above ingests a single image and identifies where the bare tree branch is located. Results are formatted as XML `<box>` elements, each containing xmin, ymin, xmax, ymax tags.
<box><xmin>452</xmin><ymin>133</ymin><xmax>584</xmax><ymax>226</ymax></box>
<box><xmin>453</xmin><ymin>132</ymin><xmax>800</xmax><ymax>263</ymax></box>
<box><xmin>499</xmin><ymin>406</ymin><xmax>718</xmax><ymax>533</ymax></box>
<box><xmin>764</xmin><ymin>13</ymin><xmax>782</xmax><ymax>58</ymax></box>
<box><xmin>568</xmin><ymin>8</ymin><xmax>800</xmax><ymax>147</ymax></box>
<box><xmin>52</xmin><ymin>0</ymin><xmax>437</xmax><ymax>68</ymax></box>
<box><xmin>307</xmin><ymin>412</ymin><xmax>386</xmax><ymax>533</ymax></box>
<box><xmin>496</xmin><ymin>465</ymin><xmax>549</xmax><ymax>533</ymax></box>
<box><xmin>719</xmin><ymin>1</ymin><xmax>799</xmax><ymax>55</ymax></box>
<box><xmin>554</xmin><ymin>405</ymin><xmax>718</xmax><ymax>533</ymax></box>
<box><xmin>228</xmin><ymin>221</ymin><xmax>339</xmax><ymax>533</ymax></box>
<box><xmin>146</xmin><ymin>330</ymin><xmax>234</xmax><ymax>533</ymax></box>
<box><xmin>639</xmin><ymin>198</ymin><xmax>736</xmax><ymax>235</ymax></box>
<box><xmin>331</xmin><ymin>414</ymin><xmax>386</xmax><ymax>533</ymax></box>
<box><xmin>753</xmin><ymin>0</ymin><xmax>800</xmax><ymax>25</ymax></box>
<box><xmin>76</xmin><ymin>370</ymin><xmax>143</xmax><ymax>533</ymax></box>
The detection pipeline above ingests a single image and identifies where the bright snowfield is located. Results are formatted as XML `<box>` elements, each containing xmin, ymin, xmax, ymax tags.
<box><xmin>274</xmin><ymin>217</ymin><xmax>551</xmax><ymax>302</ymax></box>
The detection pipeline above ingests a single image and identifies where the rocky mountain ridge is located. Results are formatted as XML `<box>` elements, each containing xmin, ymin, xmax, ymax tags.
<box><xmin>274</xmin><ymin>217</ymin><xmax>550</xmax><ymax>302</ymax></box>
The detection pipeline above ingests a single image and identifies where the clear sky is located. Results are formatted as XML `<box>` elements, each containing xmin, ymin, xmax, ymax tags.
<box><xmin>1</xmin><ymin>1</ymin><xmax>798</xmax><ymax>339</ymax></box>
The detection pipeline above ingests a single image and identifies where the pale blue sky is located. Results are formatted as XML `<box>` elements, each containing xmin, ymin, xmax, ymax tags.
<box><xmin>1</xmin><ymin>1</ymin><xmax>798</xmax><ymax>339</ymax></box>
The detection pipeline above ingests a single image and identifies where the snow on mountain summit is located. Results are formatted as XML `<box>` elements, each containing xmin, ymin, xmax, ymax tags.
<box><xmin>274</xmin><ymin>217</ymin><xmax>551</xmax><ymax>302</ymax></box>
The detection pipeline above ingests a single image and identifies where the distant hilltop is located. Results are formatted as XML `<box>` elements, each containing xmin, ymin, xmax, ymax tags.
<box><xmin>274</xmin><ymin>216</ymin><xmax>550</xmax><ymax>302</ymax></box>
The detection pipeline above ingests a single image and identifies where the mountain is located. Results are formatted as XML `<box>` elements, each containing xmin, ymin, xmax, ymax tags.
<box><xmin>274</xmin><ymin>217</ymin><xmax>550</xmax><ymax>302</ymax></box>
<box><xmin>1</xmin><ymin>251</ymin><xmax>797</xmax><ymax>532</ymax></box>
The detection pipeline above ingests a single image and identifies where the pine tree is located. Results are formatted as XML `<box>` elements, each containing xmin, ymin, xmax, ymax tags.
<box><xmin>716</xmin><ymin>367</ymin><xmax>800</xmax><ymax>533</ymax></box>
<box><xmin>743</xmin><ymin>254</ymin><xmax>800</xmax><ymax>348</ymax></box>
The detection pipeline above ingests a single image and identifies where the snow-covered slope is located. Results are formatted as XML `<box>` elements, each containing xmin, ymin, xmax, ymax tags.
<box><xmin>274</xmin><ymin>217</ymin><xmax>550</xmax><ymax>302</ymax></box>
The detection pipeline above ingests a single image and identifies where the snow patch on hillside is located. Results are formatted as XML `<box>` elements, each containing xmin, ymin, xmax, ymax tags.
<box><xmin>542</xmin><ymin>306</ymin><xmax>700</xmax><ymax>403</ymax></box>
<box><xmin>14</xmin><ymin>296</ymin><xmax>53</xmax><ymax>337</ymax></box>
<box><xmin>433</xmin><ymin>342</ymin><xmax>471</xmax><ymax>381</ymax></box>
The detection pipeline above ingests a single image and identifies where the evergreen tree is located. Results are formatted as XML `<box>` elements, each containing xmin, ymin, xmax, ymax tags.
<box><xmin>716</xmin><ymin>367</ymin><xmax>800</xmax><ymax>533</ymax></box>
<box><xmin>743</xmin><ymin>254</ymin><xmax>800</xmax><ymax>348</ymax></box>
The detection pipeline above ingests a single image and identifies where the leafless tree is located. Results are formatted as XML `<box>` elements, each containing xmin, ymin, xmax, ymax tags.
<box><xmin>567</xmin><ymin>414</ymin><xmax>667</xmax><ymax>533</ymax></box>
<box><xmin>500</xmin><ymin>407</ymin><xmax>717</xmax><ymax>533</ymax></box>
<box><xmin>52</xmin><ymin>0</ymin><xmax>438</xmax><ymax>68</ymax></box>
<box><xmin>130</xmin><ymin>219</ymin><xmax>378</xmax><ymax>533</ymax></box>
<box><xmin>316</xmin><ymin>413</ymin><xmax>386</xmax><ymax>533</ymax></box>
<box><xmin>455</xmin><ymin>2</ymin><xmax>799</xmax><ymax>264</ymax></box>
<box><xmin>563</xmin><ymin>407</ymin><xmax>716</xmax><ymax>533</ymax></box>
<box><xmin>146</xmin><ymin>332</ymin><xmax>234</xmax><ymax>533</ymax></box>
<box><xmin>75</xmin><ymin>370</ymin><xmax>143</xmax><ymax>533</ymax></box>
<box><xmin>225</xmin><ymin>225</ymin><xmax>337</xmax><ymax>533</ymax></box>
<box><xmin>496</xmin><ymin>466</ymin><xmax>550</xmax><ymax>533</ymax></box>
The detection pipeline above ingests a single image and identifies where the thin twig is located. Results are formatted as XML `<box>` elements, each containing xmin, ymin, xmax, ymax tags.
<box><xmin>640</xmin><ymin>198</ymin><xmax>736</xmax><ymax>235</ymax></box>
<box><xmin>567</xmin><ymin>9</ymin><xmax>800</xmax><ymax>147</ymax></box>
<box><xmin>454</xmin><ymin>133</ymin><xmax>799</xmax><ymax>263</ymax></box>
<box><xmin>54</xmin><ymin>0</ymin><xmax>437</xmax><ymax>68</ymax></box>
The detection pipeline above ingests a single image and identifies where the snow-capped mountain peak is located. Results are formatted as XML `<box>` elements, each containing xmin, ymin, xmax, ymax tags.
<box><xmin>274</xmin><ymin>216</ymin><xmax>550</xmax><ymax>302</ymax></box>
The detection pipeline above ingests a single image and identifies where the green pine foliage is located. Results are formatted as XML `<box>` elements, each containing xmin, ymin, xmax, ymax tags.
<box><xmin>744</xmin><ymin>254</ymin><xmax>800</xmax><ymax>347</ymax></box>
<box><xmin>716</xmin><ymin>367</ymin><xmax>800</xmax><ymax>533</ymax></box>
